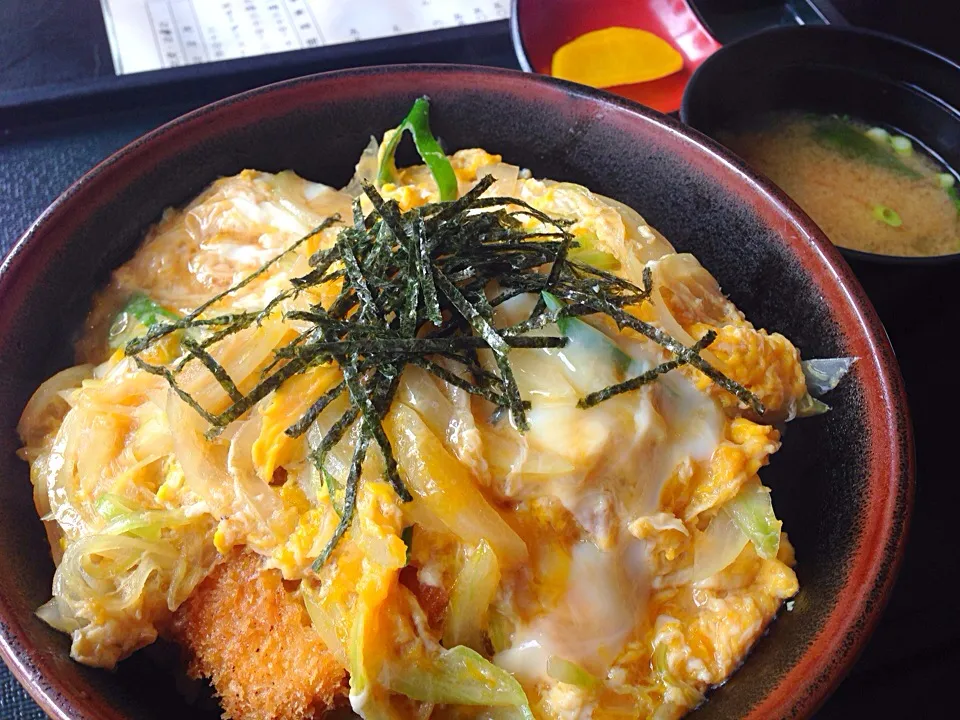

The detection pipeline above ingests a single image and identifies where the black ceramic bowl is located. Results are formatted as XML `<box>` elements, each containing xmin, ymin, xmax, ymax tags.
<box><xmin>0</xmin><ymin>65</ymin><xmax>912</xmax><ymax>720</ymax></box>
<box><xmin>680</xmin><ymin>25</ymin><xmax>960</xmax><ymax>318</ymax></box>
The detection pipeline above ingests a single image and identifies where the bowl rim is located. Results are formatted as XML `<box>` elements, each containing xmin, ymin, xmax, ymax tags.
<box><xmin>0</xmin><ymin>62</ymin><xmax>913</xmax><ymax>720</ymax></box>
<box><xmin>679</xmin><ymin>23</ymin><xmax>960</xmax><ymax>265</ymax></box>
<box><xmin>509</xmin><ymin>0</ymin><xmax>535</xmax><ymax>73</ymax></box>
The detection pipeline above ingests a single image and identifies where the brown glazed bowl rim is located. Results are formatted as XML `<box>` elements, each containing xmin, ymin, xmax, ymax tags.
<box><xmin>0</xmin><ymin>64</ymin><xmax>913</xmax><ymax>720</ymax></box>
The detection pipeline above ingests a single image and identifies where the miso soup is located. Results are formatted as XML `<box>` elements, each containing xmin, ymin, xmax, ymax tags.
<box><xmin>720</xmin><ymin>113</ymin><xmax>960</xmax><ymax>257</ymax></box>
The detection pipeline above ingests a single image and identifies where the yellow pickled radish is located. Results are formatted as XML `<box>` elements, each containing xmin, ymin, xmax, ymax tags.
<box><xmin>551</xmin><ymin>26</ymin><xmax>684</xmax><ymax>89</ymax></box>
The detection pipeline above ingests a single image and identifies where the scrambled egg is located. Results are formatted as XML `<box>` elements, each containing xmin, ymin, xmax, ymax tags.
<box><xmin>18</xmin><ymin>147</ymin><xmax>805</xmax><ymax>719</ymax></box>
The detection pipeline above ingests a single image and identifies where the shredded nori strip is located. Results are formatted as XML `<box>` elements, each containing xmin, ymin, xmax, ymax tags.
<box><xmin>285</xmin><ymin>380</ymin><xmax>346</xmax><ymax>438</ymax></box>
<box><xmin>313</xmin><ymin>432</ymin><xmax>369</xmax><ymax>570</ymax></box>
<box><xmin>132</xmin><ymin>356</ymin><xmax>220</xmax><ymax>426</ymax></box>
<box><xmin>594</xmin><ymin>302</ymin><xmax>764</xmax><ymax>414</ymax></box>
<box><xmin>179</xmin><ymin>337</ymin><xmax>245</xmax><ymax>404</ymax></box>
<box><xmin>415</xmin><ymin>214</ymin><xmax>442</xmax><ymax>324</ymax></box>
<box><xmin>125</xmin><ymin>216</ymin><xmax>339</xmax><ymax>356</ymax></box>
<box><xmin>341</xmin><ymin>358</ymin><xmax>411</xmax><ymax>502</ymax></box>
<box><xmin>311</xmin><ymin>406</ymin><xmax>361</xmax><ymax>465</ymax></box>
<box><xmin>128</xmin><ymin>131</ymin><xmax>763</xmax><ymax>572</ymax></box>
<box><xmin>577</xmin><ymin>330</ymin><xmax>718</xmax><ymax>408</ymax></box>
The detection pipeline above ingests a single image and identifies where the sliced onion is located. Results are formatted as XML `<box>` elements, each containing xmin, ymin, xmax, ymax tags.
<box><xmin>302</xmin><ymin>585</ymin><xmax>348</xmax><ymax>667</ymax></box>
<box><xmin>801</xmin><ymin>357</ymin><xmax>856</xmax><ymax>396</ymax></box>
<box><xmin>537</xmin><ymin>181</ymin><xmax>673</xmax><ymax>285</ymax></box>
<box><xmin>651</xmin><ymin>253</ymin><xmax>740</xmax><ymax>365</ymax></box>
<box><xmin>650</xmin><ymin>277</ymin><xmax>696</xmax><ymax>346</ymax></box>
<box><xmin>17</xmin><ymin>364</ymin><xmax>93</xmax><ymax>447</ymax></box>
<box><xmin>593</xmin><ymin>192</ymin><xmax>675</xmax><ymax>263</ymax></box>
<box><xmin>227</xmin><ymin>413</ymin><xmax>286</xmax><ymax>538</ymax></box>
<box><xmin>342</xmin><ymin>135</ymin><xmax>380</xmax><ymax>197</ymax></box>
<box><xmin>476</xmin><ymin>162</ymin><xmax>519</xmax><ymax>197</ymax></box>
<box><xmin>266</xmin><ymin>170</ymin><xmax>352</xmax><ymax>228</ymax></box>
<box><xmin>691</xmin><ymin>508</ymin><xmax>748</xmax><ymax>583</ymax></box>
<box><xmin>166</xmin><ymin>391</ymin><xmax>234</xmax><ymax>518</ymax></box>
<box><xmin>546</xmin><ymin>655</ymin><xmax>599</xmax><ymax>688</ymax></box>
<box><xmin>179</xmin><ymin>318</ymin><xmax>287</xmax><ymax>415</ymax></box>
<box><xmin>384</xmin><ymin>403</ymin><xmax>528</xmax><ymax>567</ymax></box>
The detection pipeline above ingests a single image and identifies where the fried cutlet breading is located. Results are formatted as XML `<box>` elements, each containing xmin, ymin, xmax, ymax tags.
<box><xmin>170</xmin><ymin>551</ymin><xmax>346</xmax><ymax>720</ymax></box>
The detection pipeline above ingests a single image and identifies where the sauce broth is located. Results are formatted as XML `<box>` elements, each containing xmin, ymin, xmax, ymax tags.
<box><xmin>720</xmin><ymin>113</ymin><xmax>960</xmax><ymax>257</ymax></box>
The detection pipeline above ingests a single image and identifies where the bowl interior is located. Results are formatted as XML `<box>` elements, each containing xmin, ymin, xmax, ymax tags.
<box><xmin>513</xmin><ymin>0</ymin><xmax>721</xmax><ymax>113</ymax></box>
<box><xmin>680</xmin><ymin>25</ymin><xmax>960</xmax><ymax>266</ymax></box>
<box><xmin>0</xmin><ymin>66</ymin><xmax>910</xmax><ymax>720</ymax></box>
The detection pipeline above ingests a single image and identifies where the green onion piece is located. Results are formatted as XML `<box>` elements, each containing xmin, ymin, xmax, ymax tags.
<box><xmin>401</xmin><ymin>526</ymin><xmax>414</xmax><ymax>564</ymax></box>
<box><xmin>487</xmin><ymin>610</ymin><xmax>514</xmax><ymax>655</ymax></box>
<box><xmin>386</xmin><ymin>645</ymin><xmax>533</xmax><ymax>711</ymax></box>
<box><xmin>795</xmin><ymin>393</ymin><xmax>830</xmax><ymax>418</ymax></box>
<box><xmin>937</xmin><ymin>173</ymin><xmax>956</xmax><ymax>189</ymax></box>
<box><xmin>123</xmin><ymin>293</ymin><xmax>180</xmax><ymax>327</ymax></box>
<box><xmin>652</xmin><ymin>644</ymin><xmax>704</xmax><ymax>707</ymax></box>
<box><xmin>319</xmin><ymin>462</ymin><xmax>344</xmax><ymax>517</ymax></box>
<box><xmin>347</xmin><ymin>612</ymin><xmax>391</xmax><ymax>720</ymax></box>
<box><xmin>864</xmin><ymin>127</ymin><xmax>890</xmax><ymax>144</ymax></box>
<box><xmin>541</xmin><ymin>291</ymin><xmax>635</xmax><ymax>375</ymax></box>
<box><xmin>890</xmin><ymin>135</ymin><xmax>913</xmax><ymax>155</ymax></box>
<box><xmin>443</xmin><ymin>540</ymin><xmax>500</xmax><ymax>652</ymax></box>
<box><xmin>546</xmin><ymin>656</ymin><xmax>598</xmax><ymax>688</ymax></box>
<box><xmin>95</xmin><ymin>493</ymin><xmax>138</xmax><ymax>520</ymax></box>
<box><xmin>872</xmin><ymin>204</ymin><xmax>902</xmax><ymax>227</ymax></box>
<box><xmin>376</xmin><ymin>96</ymin><xmax>459</xmax><ymax>202</ymax></box>
<box><xmin>725</xmin><ymin>480</ymin><xmax>781</xmax><ymax>560</ymax></box>
<box><xmin>478</xmin><ymin>708</ymin><xmax>536</xmax><ymax>720</ymax></box>
<box><xmin>302</xmin><ymin>585</ymin><xmax>348</xmax><ymax>668</ymax></box>
<box><xmin>108</xmin><ymin>293</ymin><xmax>180</xmax><ymax>350</ymax></box>
<box><xmin>568</xmin><ymin>232</ymin><xmax>621</xmax><ymax>270</ymax></box>
<box><xmin>94</xmin><ymin>493</ymin><xmax>188</xmax><ymax>541</ymax></box>
<box><xmin>568</xmin><ymin>247</ymin><xmax>620</xmax><ymax>270</ymax></box>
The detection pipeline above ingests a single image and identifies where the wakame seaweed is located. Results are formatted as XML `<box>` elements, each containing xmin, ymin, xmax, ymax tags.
<box><xmin>812</xmin><ymin>116</ymin><xmax>922</xmax><ymax>179</ymax></box>
<box><xmin>127</xmin><ymin>107</ymin><xmax>763</xmax><ymax>572</ymax></box>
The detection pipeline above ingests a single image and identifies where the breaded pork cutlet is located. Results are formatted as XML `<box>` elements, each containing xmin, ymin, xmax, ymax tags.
<box><xmin>171</xmin><ymin>551</ymin><xmax>346</xmax><ymax>720</ymax></box>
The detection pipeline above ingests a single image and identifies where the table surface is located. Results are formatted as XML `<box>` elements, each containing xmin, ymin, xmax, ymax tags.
<box><xmin>3</xmin><ymin>4</ymin><xmax>959</xmax><ymax>719</ymax></box>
